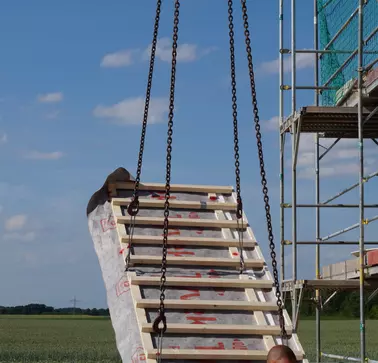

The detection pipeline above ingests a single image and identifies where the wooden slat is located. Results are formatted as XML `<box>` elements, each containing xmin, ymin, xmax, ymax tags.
<box><xmin>115</xmin><ymin>181</ymin><xmax>233</xmax><ymax>194</ymax></box>
<box><xmin>129</xmin><ymin>255</ymin><xmax>264</xmax><ymax>268</ymax></box>
<box><xmin>117</xmin><ymin>216</ymin><xmax>247</xmax><ymax>229</ymax></box>
<box><xmin>141</xmin><ymin>323</ymin><xmax>292</xmax><ymax>335</ymax></box>
<box><xmin>147</xmin><ymin>349</ymin><xmax>304</xmax><ymax>361</ymax></box>
<box><xmin>136</xmin><ymin>299</ymin><xmax>279</xmax><ymax>311</ymax></box>
<box><xmin>121</xmin><ymin>235</ymin><xmax>256</xmax><ymax>248</ymax></box>
<box><xmin>113</xmin><ymin>198</ymin><xmax>237</xmax><ymax>211</ymax></box>
<box><xmin>130</xmin><ymin>276</ymin><xmax>273</xmax><ymax>289</ymax></box>
<box><xmin>127</xmin><ymin>272</ymin><xmax>155</xmax><ymax>358</ymax></box>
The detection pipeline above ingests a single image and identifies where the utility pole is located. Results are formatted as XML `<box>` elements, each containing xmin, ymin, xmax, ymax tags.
<box><xmin>70</xmin><ymin>296</ymin><xmax>80</xmax><ymax>315</ymax></box>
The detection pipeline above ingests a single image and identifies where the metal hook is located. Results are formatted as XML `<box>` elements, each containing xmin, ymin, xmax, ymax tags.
<box><xmin>152</xmin><ymin>311</ymin><xmax>167</xmax><ymax>334</ymax></box>
<box><xmin>127</xmin><ymin>197</ymin><xmax>140</xmax><ymax>216</ymax></box>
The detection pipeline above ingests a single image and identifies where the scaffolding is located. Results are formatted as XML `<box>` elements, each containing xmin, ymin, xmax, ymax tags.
<box><xmin>279</xmin><ymin>1</ymin><xmax>378</xmax><ymax>363</ymax></box>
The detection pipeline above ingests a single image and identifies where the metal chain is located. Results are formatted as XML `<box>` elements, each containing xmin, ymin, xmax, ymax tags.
<box><xmin>129</xmin><ymin>0</ymin><xmax>161</xmax><ymax>213</ymax></box>
<box><xmin>227</xmin><ymin>0</ymin><xmax>245</xmax><ymax>274</ymax></box>
<box><xmin>125</xmin><ymin>0</ymin><xmax>162</xmax><ymax>271</ymax></box>
<box><xmin>153</xmin><ymin>0</ymin><xmax>180</xmax><ymax>348</ymax></box>
<box><xmin>240</xmin><ymin>0</ymin><xmax>288</xmax><ymax>341</ymax></box>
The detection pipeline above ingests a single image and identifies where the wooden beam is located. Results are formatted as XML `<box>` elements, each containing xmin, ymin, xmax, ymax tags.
<box><xmin>121</xmin><ymin>235</ymin><xmax>256</xmax><ymax>248</ymax></box>
<box><xmin>146</xmin><ymin>349</ymin><xmax>304</xmax><ymax>361</ymax></box>
<box><xmin>115</xmin><ymin>181</ymin><xmax>233</xmax><ymax>194</ymax></box>
<box><xmin>136</xmin><ymin>299</ymin><xmax>279</xmax><ymax>311</ymax></box>
<box><xmin>141</xmin><ymin>323</ymin><xmax>292</xmax><ymax>335</ymax></box>
<box><xmin>129</xmin><ymin>255</ymin><xmax>264</xmax><ymax>268</ymax></box>
<box><xmin>127</xmin><ymin>272</ymin><xmax>155</xmax><ymax>358</ymax></box>
<box><xmin>130</xmin><ymin>276</ymin><xmax>273</xmax><ymax>289</ymax></box>
<box><xmin>117</xmin><ymin>216</ymin><xmax>247</xmax><ymax>229</ymax></box>
<box><xmin>112</xmin><ymin>198</ymin><xmax>237</xmax><ymax>211</ymax></box>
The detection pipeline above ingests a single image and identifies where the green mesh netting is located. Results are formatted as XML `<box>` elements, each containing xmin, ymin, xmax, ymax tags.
<box><xmin>318</xmin><ymin>0</ymin><xmax>378</xmax><ymax>105</ymax></box>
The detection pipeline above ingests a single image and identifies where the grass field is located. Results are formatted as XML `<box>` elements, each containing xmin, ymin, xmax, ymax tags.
<box><xmin>0</xmin><ymin>315</ymin><xmax>377</xmax><ymax>362</ymax></box>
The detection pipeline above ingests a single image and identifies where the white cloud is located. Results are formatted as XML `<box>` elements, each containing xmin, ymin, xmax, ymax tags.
<box><xmin>37</xmin><ymin>92</ymin><xmax>63</xmax><ymax>103</ymax></box>
<box><xmin>3</xmin><ymin>231</ymin><xmax>36</xmax><ymax>242</ymax></box>
<box><xmin>102</xmin><ymin>38</ymin><xmax>217</xmax><ymax>68</ymax></box>
<box><xmin>144</xmin><ymin>37</ymin><xmax>203</xmax><ymax>63</ymax></box>
<box><xmin>283</xmin><ymin>133</ymin><xmax>377</xmax><ymax>179</ymax></box>
<box><xmin>0</xmin><ymin>132</ymin><xmax>7</xmax><ymax>144</ymax></box>
<box><xmin>259</xmin><ymin>52</ymin><xmax>314</xmax><ymax>75</ymax></box>
<box><xmin>93</xmin><ymin>96</ymin><xmax>168</xmax><ymax>125</ymax></box>
<box><xmin>263</xmin><ymin>116</ymin><xmax>279</xmax><ymax>131</ymax></box>
<box><xmin>23</xmin><ymin>151</ymin><xmax>64</xmax><ymax>160</ymax></box>
<box><xmin>5</xmin><ymin>214</ymin><xmax>27</xmax><ymax>231</ymax></box>
<box><xmin>101</xmin><ymin>49</ymin><xmax>136</xmax><ymax>68</ymax></box>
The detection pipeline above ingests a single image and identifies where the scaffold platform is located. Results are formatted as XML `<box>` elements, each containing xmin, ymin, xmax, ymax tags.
<box><xmin>279</xmin><ymin>106</ymin><xmax>378</xmax><ymax>139</ymax></box>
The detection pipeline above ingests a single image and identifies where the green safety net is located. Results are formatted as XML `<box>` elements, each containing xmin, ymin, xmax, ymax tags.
<box><xmin>318</xmin><ymin>0</ymin><xmax>378</xmax><ymax>105</ymax></box>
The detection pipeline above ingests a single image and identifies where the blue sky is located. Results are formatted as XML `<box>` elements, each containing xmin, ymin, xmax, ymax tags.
<box><xmin>0</xmin><ymin>1</ymin><xmax>377</xmax><ymax>308</ymax></box>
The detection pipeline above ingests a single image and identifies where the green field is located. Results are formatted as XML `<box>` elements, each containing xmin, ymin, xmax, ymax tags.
<box><xmin>0</xmin><ymin>315</ymin><xmax>377</xmax><ymax>362</ymax></box>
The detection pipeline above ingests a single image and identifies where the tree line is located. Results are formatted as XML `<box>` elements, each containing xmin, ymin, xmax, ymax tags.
<box><xmin>285</xmin><ymin>290</ymin><xmax>378</xmax><ymax>319</ymax></box>
<box><xmin>0</xmin><ymin>304</ymin><xmax>110</xmax><ymax>316</ymax></box>
<box><xmin>1</xmin><ymin>290</ymin><xmax>377</xmax><ymax>319</ymax></box>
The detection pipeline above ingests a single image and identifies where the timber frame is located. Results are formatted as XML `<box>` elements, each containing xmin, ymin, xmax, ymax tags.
<box><xmin>108</xmin><ymin>180</ymin><xmax>307</xmax><ymax>362</ymax></box>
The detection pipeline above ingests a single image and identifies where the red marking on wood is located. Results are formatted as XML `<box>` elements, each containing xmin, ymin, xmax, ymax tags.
<box><xmin>174</xmin><ymin>272</ymin><xmax>202</xmax><ymax>279</ymax></box>
<box><xmin>209</xmin><ymin>195</ymin><xmax>218</xmax><ymax>201</ymax></box>
<box><xmin>166</xmin><ymin>230</ymin><xmax>181</xmax><ymax>236</ymax></box>
<box><xmin>100</xmin><ymin>217</ymin><xmax>116</xmax><ymax>232</ymax></box>
<box><xmin>232</xmin><ymin>252</ymin><xmax>239</xmax><ymax>256</ymax></box>
<box><xmin>185</xmin><ymin>311</ymin><xmax>217</xmax><ymax>324</ymax></box>
<box><xmin>180</xmin><ymin>289</ymin><xmax>200</xmax><ymax>300</ymax></box>
<box><xmin>187</xmin><ymin>316</ymin><xmax>217</xmax><ymax>324</ymax></box>
<box><xmin>195</xmin><ymin>342</ymin><xmax>225</xmax><ymax>350</ymax></box>
<box><xmin>169</xmin><ymin>345</ymin><xmax>180</xmax><ymax>349</ymax></box>
<box><xmin>151</xmin><ymin>192</ymin><xmax>177</xmax><ymax>200</ymax></box>
<box><xmin>116</xmin><ymin>276</ymin><xmax>130</xmax><ymax>297</ymax></box>
<box><xmin>168</xmin><ymin>246</ymin><xmax>195</xmax><ymax>257</ymax></box>
<box><xmin>232</xmin><ymin>339</ymin><xmax>248</xmax><ymax>350</ymax></box>
<box><xmin>168</xmin><ymin>250</ymin><xmax>195</xmax><ymax>257</ymax></box>
<box><xmin>119</xmin><ymin>248</ymin><xmax>125</xmax><ymax>255</ymax></box>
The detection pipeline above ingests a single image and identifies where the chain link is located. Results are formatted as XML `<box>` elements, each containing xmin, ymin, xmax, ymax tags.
<box><xmin>127</xmin><ymin>0</ymin><xmax>162</xmax><ymax>218</ymax></box>
<box><xmin>153</xmin><ymin>0</ymin><xmax>180</xmax><ymax>340</ymax></box>
<box><xmin>228</xmin><ymin>0</ymin><xmax>245</xmax><ymax>274</ymax></box>
<box><xmin>240</xmin><ymin>0</ymin><xmax>288</xmax><ymax>341</ymax></box>
<box><xmin>125</xmin><ymin>0</ymin><xmax>162</xmax><ymax>271</ymax></box>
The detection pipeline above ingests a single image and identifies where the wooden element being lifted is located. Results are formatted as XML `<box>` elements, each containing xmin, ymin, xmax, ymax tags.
<box><xmin>121</xmin><ymin>235</ymin><xmax>256</xmax><ymax>248</ymax></box>
<box><xmin>108</xmin><ymin>183</ymin><xmax>306</xmax><ymax>362</ymax></box>
<box><xmin>147</xmin><ymin>349</ymin><xmax>304</xmax><ymax>361</ymax></box>
<box><xmin>117</xmin><ymin>215</ymin><xmax>247</xmax><ymax>229</ymax></box>
<box><xmin>136</xmin><ymin>299</ymin><xmax>279</xmax><ymax>311</ymax></box>
<box><xmin>113</xmin><ymin>181</ymin><xmax>234</xmax><ymax>194</ymax></box>
<box><xmin>130</xmin><ymin>275</ymin><xmax>273</xmax><ymax>289</ymax></box>
<box><xmin>129</xmin><ymin>255</ymin><xmax>264</xmax><ymax>268</ymax></box>
<box><xmin>141</xmin><ymin>322</ymin><xmax>292</xmax><ymax>335</ymax></box>
<box><xmin>113</xmin><ymin>197</ymin><xmax>237</xmax><ymax>211</ymax></box>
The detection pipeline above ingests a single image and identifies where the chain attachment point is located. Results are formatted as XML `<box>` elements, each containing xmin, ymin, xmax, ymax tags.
<box><xmin>236</xmin><ymin>197</ymin><xmax>243</xmax><ymax>219</ymax></box>
<box><xmin>153</xmin><ymin>311</ymin><xmax>167</xmax><ymax>334</ymax></box>
<box><xmin>127</xmin><ymin>197</ymin><xmax>140</xmax><ymax>216</ymax></box>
